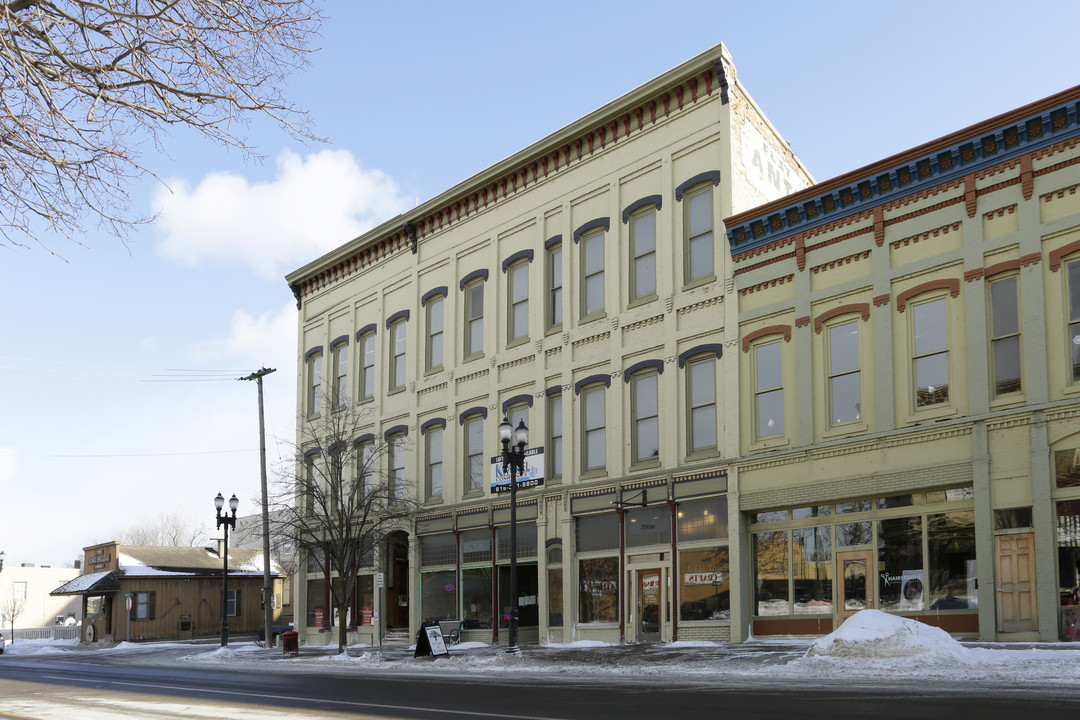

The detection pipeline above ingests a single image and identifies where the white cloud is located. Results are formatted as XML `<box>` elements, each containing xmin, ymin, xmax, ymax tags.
<box><xmin>154</xmin><ymin>149</ymin><xmax>411</xmax><ymax>279</ymax></box>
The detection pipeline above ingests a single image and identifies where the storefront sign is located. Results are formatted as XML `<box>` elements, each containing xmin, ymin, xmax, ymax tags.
<box><xmin>684</xmin><ymin>572</ymin><xmax>723</xmax><ymax>585</ymax></box>
<box><xmin>640</xmin><ymin>576</ymin><xmax>660</xmax><ymax>591</ymax></box>
<box><xmin>490</xmin><ymin>446</ymin><xmax>545</xmax><ymax>494</ymax></box>
<box><xmin>314</xmin><ymin>607</ymin><xmax>325</xmax><ymax>628</ymax></box>
<box><xmin>581</xmin><ymin>579</ymin><xmax>617</xmax><ymax>594</ymax></box>
<box><xmin>361</xmin><ymin>606</ymin><xmax>373</xmax><ymax>626</ymax></box>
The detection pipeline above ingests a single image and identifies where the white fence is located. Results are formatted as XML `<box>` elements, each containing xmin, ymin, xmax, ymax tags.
<box><xmin>5</xmin><ymin>626</ymin><xmax>80</xmax><ymax>641</ymax></box>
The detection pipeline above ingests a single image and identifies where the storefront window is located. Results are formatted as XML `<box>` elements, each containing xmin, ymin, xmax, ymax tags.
<box><xmin>1056</xmin><ymin>449</ymin><xmax>1080</xmax><ymax>488</ymax></box>
<box><xmin>420</xmin><ymin>570</ymin><xmax>456</xmax><ymax>623</ymax></box>
<box><xmin>753</xmin><ymin>531</ymin><xmax>789</xmax><ymax>616</ymax></box>
<box><xmin>306</xmin><ymin>578</ymin><xmax>325</xmax><ymax>627</ymax></box>
<box><xmin>578</xmin><ymin>557</ymin><xmax>618</xmax><ymax>623</ymax></box>
<box><xmin>420</xmin><ymin>534</ymin><xmax>457</xmax><ymax>567</ymax></box>
<box><xmin>576</xmin><ymin>513</ymin><xmax>619</xmax><ymax>553</ymax></box>
<box><xmin>792</xmin><ymin>527</ymin><xmax>832</xmax><ymax>615</ymax></box>
<box><xmin>548</xmin><ymin>568</ymin><xmax>563</xmax><ymax>626</ymax></box>
<box><xmin>836</xmin><ymin>521</ymin><xmax>872</xmax><ymax>546</ymax></box>
<box><xmin>461</xmin><ymin>529</ymin><xmax>492</xmax><ymax>564</ymax></box>
<box><xmin>792</xmin><ymin>505</ymin><xmax>831</xmax><ymax>520</ymax></box>
<box><xmin>498</xmin><ymin>565</ymin><xmax>538</xmax><ymax>627</ymax></box>
<box><xmin>677</xmin><ymin>497</ymin><xmax>728</xmax><ymax>541</ymax></box>
<box><xmin>355</xmin><ymin>575</ymin><xmax>374</xmax><ymax>626</ymax></box>
<box><xmin>836</xmin><ymin>499</ymin><xmax>872</xmax><ymax>514</ymax></box>
<box><xmin>679</xmin><ymin>548</ymin><xmax>729</xmax><ymax>621</ymax></box>
<box><xmin>497</xmin><ymin>524</ymin><xmax>537</xmax><ymax>559</ymax></box>
<box><xmin>927</xmin><ymin>511</ymin><xmax>977</xmax><ymax>609</ymax></box>
<box><xmin>625</xmin><ymin>506</ymin><xmax>670</xmax><ymax>548</ymax></box>
<box><xmin>1057</xmin><ymin>500</ymin><xmax>1080</xmax><ymax>593</ymax></box>
<box><xmin>877</xmin><ymin>516</ymin><xmax>923</xmax><ymax>611</ymax></box>
<box><xmin>461</xmin><ymin>567</ymin><xmax>493</xmax><ymax>629</ymax></box>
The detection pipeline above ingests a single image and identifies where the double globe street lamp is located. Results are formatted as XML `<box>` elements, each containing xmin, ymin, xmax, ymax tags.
<box><xmin>498</xmin><ymin>417</ymin><xmax>528</xmax><ymax>654</ymax></box>
<box><xmin>214</xmin><ymin>492</ymin><xmax>239</xmax><ymax>648</ymax></box>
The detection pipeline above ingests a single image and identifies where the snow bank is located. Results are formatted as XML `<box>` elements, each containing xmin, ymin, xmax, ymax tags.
<box><xmin>806</xmin><ymin>610</ymin><xmax>968</xmax><ymax>660</ymax></box>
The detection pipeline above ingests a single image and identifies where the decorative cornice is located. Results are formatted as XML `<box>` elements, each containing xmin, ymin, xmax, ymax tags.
<box><xmin>896</xmin><ymin>278</ymin><xmax>961</xmax><ymax>312</ymax></box>
<box><xmin>813</xmin><ymin>303</ymin><xmax>870</xmax><ymax>334</ymax></box>
<box><xmin>741</xmin><ymin>324</ymin><xmax>792</xmax><ymax>352</ymax></box>
<box><xmin>726</xmin><ymin>86</ymin><xmax>1080</xmax><ymax>256</ymax></box>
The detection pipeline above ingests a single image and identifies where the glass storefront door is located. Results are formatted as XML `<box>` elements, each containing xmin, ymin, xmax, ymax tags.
<box><xmin>637</xmin><ymin>569</ymin><xmax>662</xmax><ymax>642</ymax></box>
<box><xmin>837</xmin><ymin>550</ymin><xmax>873</xmax><ymax>624</ymax></box>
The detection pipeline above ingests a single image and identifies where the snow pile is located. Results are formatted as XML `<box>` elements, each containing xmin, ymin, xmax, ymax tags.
<box><xmin>805</xmin><ymin>610</ymin><xmax>968</xmax><ymax>661</ymax></box>
<box><xmin>2</xmin><ymin>638</ymin><xmax>80</xmax><ymax>656</ymax></box>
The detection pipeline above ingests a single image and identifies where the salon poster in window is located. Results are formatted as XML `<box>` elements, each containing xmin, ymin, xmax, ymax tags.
<box><xmin>900</xmin><ymin>569</ymin><xmax>924</xmax><ymax>611</ymax></box>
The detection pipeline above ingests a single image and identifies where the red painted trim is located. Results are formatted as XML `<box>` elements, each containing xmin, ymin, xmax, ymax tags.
<box><xmin>1050</xmin><ymin>238</ymin><xmax>1080</xmax><ymax>271</ymax></box>
<box><xmin>896</xmin><ymin>278</ymin><xmax>960</xmax><ymax>312</ymax></box>
<box><xmin>984</xmin><ymin>259</ymin><xmax>1021</xmax><ymax>280</ymax></box>
<box><xmin>873</xmin><ymin>206</ymin><xmax>885</xmax><ymax>246</ymax></box>
<box><xmin>1021</xmin><ymin>252</ymin><xmax>1042</xmax><ymax>267</ymax></box>
<box><xmin>795</xmin><ymin>315</ymin><xmax>810</xmax><ymax>328</ymax></box>
<box><xmin>1021</xmin><ymin>154</ymin><xmax>1034</xmax><ymax>200</ymax></box>
<box><xmin>874</xmin><ymin>294</ymin><xmax>891</xmax><ymax>307</ymax></box>
<box><xmin>742</xmin><ymin>325</ymin><xmax>792</xmax><ymax>353</ymax></box>
<box><xmin>964</xmin><ymin>268</ymin><xmax>984</xmax><ymax>283</ymax></box>
<box><xmin>752</xmin><ymin>617</ymin><xmax>834</xmax><ymax>636</ymax></box>
<box><xmin>814</xmin><ymin>303</ymin><xmax>870</xmax><ymax>334</ymax></box>
<box><xmin>964</xmin><ymin>174</ymin><xmax>977</xmax><ymax>218</ymax></box>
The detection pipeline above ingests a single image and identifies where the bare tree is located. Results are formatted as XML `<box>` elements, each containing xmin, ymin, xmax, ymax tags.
<box><xmin>116</xmin><ymin>510</ymin><xmax>206</xmax><ymax>546</ymax></box>
<box><xmin>0</xmin><ymin>0</ymin><xmax>323</xmax><ymax>252</ymax></box>
<box><xmin>271</xmin><ymin>403</ymin><xmax>420</xmax><ymax>653</ymax></box>
<box><xmin>1</xmin><ymin>589</ymin><xmax>26</xmax><ymax>643</ymax></box>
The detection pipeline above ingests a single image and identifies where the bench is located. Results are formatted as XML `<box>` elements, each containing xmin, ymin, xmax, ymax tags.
<box><xmin>437</xmin><ymin>620</ymin><xmax>462</xmax><ymax>646</ymax></box>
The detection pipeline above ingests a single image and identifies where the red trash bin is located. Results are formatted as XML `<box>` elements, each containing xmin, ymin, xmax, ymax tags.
<box><xmin>281</xmin><ymin>631</ymin><xmax>299</xmax><ymax>655</ymax></box>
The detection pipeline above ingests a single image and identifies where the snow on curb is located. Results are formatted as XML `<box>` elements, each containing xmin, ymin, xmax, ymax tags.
<box><xmin>805</xmin><ymin>609</ymin><xmax>968</xmax><ymax>661</ymax></box>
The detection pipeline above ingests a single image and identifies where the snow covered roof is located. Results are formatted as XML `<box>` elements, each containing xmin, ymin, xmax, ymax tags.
<box><xmin>51</xmin><ymin>570</ymin><xmax>121</xmax><ymax>595</ymax></box>
<box><xmin>116</xmin><ymin>545</ymin><xmax>283</xmax><ymax>577</ymax></box>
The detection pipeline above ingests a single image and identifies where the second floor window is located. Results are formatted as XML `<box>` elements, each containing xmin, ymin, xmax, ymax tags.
<box><xmin>685</xmin><ymin>185</ymin><xmax>714</xmax><ymax>284</ymax></box>
<box><xmin>1070</xmin><ymin>259</ymin><xmax>1080</xmax><ymax>382</ymax></box>
<box><xmin>426</xmin><ymin>427</ymin><xmax>443</xmax><ymax>500</ymax></box>
<box><xmin>754</xmin><ymin>340</ymin><xmax>783</xmax><ymax>439</ymax></box>
<box><xmin>356</xmin><ymin>441</ymin><xmax>373</xmax><ymax>498</ymax></box>
<box><xmin>990</xmin><ymin>276</ymin><xmax>1021</xmax><ymax>396</ymax></box>
<box><xmin>548</xmin><ymin>393</ymin><xmax>563</xmax><ymax>480</ymax></box>
<box><xmin>828</xmin><ymin>321</ymin><xmax>861</xmax><ymax>424</ymax></box>
<box><xmin>913</xmin><ymin>298</ymin><xmax>949</xmax><ymax>408</ymax></box>
<box><xmin>631</xmin><ymin>372</ymin><xmax>659</xmax><ymax>463</ymax></box>
<box><xmin>687</xmin><ymin>356</ymin><xmax>717</xmax><ymax>453</ymax></box>
<box><xmin>582</xmin><ymin>384</ymin><xmax>606</xmax><ymax>471</ymax></box>
<box><xmin>464</xmin><ymin>415</ymin><xmax>485</xmax><ymax>493</ymax></box>
<box><xmin>389</xmin><ymin>434</ymin><xmax>405</xmax><ymax>499</ymax></box>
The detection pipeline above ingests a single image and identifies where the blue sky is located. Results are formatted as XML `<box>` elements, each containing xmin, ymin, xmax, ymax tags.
<box><xmin>1</xmin><ymin>1</ymin><xmax>1077</xmax><ymax>568</ymax></box>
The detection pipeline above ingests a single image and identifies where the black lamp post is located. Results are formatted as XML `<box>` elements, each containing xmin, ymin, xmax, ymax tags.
<box><xmin>215</xmin><ymin>492</ymin><xmax>239</xmax><ymax>648</ymax></box>
<box><xmin>498</xmin><ymin>417</ymin><xmax>528</xmax><ymax>653</ymax></box>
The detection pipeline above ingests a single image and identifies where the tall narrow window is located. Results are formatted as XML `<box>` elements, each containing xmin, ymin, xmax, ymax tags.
<box><xmin>426</xmin><ymin>427</ymin><xmax>443</xmax><ymax>500</ymax></box>
<box><xmin>685</xmin><ymin>185</ymin><xmax>714</xmax><ymax>283</ymax></box>
<box><xmin>464</xmin><ymin>280</ymin><xmax>484</xmax><ymax>359</ymax></box>
<box><xmin>989</xmin><ymin>276</ymin><xmax>1021</xmax><ymax>395</ymax></box>
<box><xmin>332</xmin><ymin>341</ymin><xmax>348</xmax><ymax>406</ymax></box>
<box><xmin>912</xmin><ymin>298</ymin><xmax>949</xmax><ymax>407</ymax></box>
<box><xmin>307</xmin><ymin>350</ymin><xmax>322</xmax><ymax>417</ymax></box>
<box><xmin>390</xmin><ymin>319</ymin><xmax>406</xmax><ymax>391</ymax></box>
<box><xmin>630</xmin><ymin>209</ymin><xmax>656</xmax><ymax>302</ymax></box>
<box><xmin>687</xmin><ymin>356</ymin><xmax>717</xmax><ymax>453</ymax></box>
<box><xmin>548</xmin><ymin>244</ymin><xmax>563</xmax><ymax>330</ymax></box>
<box><xmin>1069</xmin><ymin>260</ymin><xmax>1080</xmax><ymax>382</ymax></box>
<box><xmin>582</xmin><ymin>230</ymin><xmax>605</xmax><ymax>318</ymax></box>
<box><xmin>508</xmin><ymin>403</ymin><xmax>529</xmax><ymax>435</ymax></box>
<box><xmin>582</xmin><ymin>384</ymin><xmax>606</xmax><ymax>471</ymax></box>
<box><xmin>464</xmin><ymin>415</ymin><xmax>485</xmax><ymax>493</ymax></box>
<box><xmin>754</xmin><ymin>341</ymin><xmax>783</xmax><ymax>439</ymax></box>
<box><xmin>548</xmin><ymin>393</ymin><xmax>563</xmax><ymax>481</ymax></box>
<box><xmin>631</xmin><ymin>372</ymin><xmax>659</xmax><ymax>463</ymax></box>
<box><xmin>389</xmin><ymin>434</ymin><xmax>405</xmax><ymax>499</ymax></box>
<box><xmin>509</xmin><ymin>262</ymin><xmax>529</xmax><ymax>342</ymax></box>
<box><xmin>359</xmin><ymin>331</ymin><xmax>375</xmax><ymax>401</ymax></box>
<box><xmin>828</xmin><ymin>321</ymin><xmax>861</xmax><ymax>424</ymax></box>
<box><xmin>356</xmin><ymin>440</ymin><xmax>373</xmax><ymax>498</ymax></box>
<box><xmin>427</xmin><ymin>296</ymin><xmax>444</xmax><ymax>372</ymax></box>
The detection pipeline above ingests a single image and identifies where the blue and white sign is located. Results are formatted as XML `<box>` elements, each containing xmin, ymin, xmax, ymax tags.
<box><xmin>490</xmin><ymin>446</ymin><xmax>545</xmax><ymax>494</ymax></box>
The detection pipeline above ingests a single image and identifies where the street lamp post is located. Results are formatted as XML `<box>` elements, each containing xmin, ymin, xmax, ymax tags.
<box><xmin>498</xmin><ymin>417</ymin><xmax>528</xmax><ymax>654</ymax></box>
<box><xmin>214</xmin><ymin>492</ymin><xmax>239</xmax><ymax>648</ymax></box>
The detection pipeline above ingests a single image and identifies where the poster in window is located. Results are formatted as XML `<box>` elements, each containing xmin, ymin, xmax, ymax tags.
<box><xmin>900</xmin><ymin>569</ymin><xmax>924</xmax><ymax>611</ymax></box>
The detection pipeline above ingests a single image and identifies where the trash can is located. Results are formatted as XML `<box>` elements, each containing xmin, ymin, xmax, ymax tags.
<box><xmin>281</xmin><ymin>631</ymin><xmax>299</xmax><ymax>655</ymax></box>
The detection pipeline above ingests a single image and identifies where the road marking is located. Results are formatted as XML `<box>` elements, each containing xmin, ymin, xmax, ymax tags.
<box><xmin>109</xmin><ymin>681</ymin><xmax>569</xmax><ymax>720</ymax></box>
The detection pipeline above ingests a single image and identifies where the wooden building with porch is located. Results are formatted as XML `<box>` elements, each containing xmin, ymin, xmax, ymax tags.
<box><xmin>51</xmin><ymin>541</ymin><xmax>284</xmax><ymax>643</ymax></box>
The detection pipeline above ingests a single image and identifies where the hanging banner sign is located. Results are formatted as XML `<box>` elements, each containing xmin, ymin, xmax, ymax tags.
<box><xmin>490</xmin><ymin>447</ymin><xmax>545</xmax><ymax>494</ymax></box>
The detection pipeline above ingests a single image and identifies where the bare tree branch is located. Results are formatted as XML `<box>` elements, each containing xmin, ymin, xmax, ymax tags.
<box><xmin>270</xmin><ymin>403</ymin><xmax>421</xmax><ymax>653</ymax></box>
<box><xmin>115</xmin><ymin>510</ymin><xmax>207</xmax><ymax>546</ymax></box>
<box><xmin>0</xmin><ymin>0</ymin><xmax>324</xmax><ymax>253</ymax></box>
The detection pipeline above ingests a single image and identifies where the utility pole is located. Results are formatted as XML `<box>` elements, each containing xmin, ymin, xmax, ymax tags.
<box><xmin>240</xmin><ymin>366</ymin><xmax>277</xmax><ymax>649</ymax></box>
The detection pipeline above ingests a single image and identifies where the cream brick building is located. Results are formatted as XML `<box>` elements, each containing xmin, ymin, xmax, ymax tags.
<box><xmin>285</xmin><ymin>44</ymin><xmax>811</xmax><ymax>646</ymax></box>
<box><xmin>726</xmin><ymin>85</ymin><xmax>1080</xmax><ymax>641</ymax></box>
